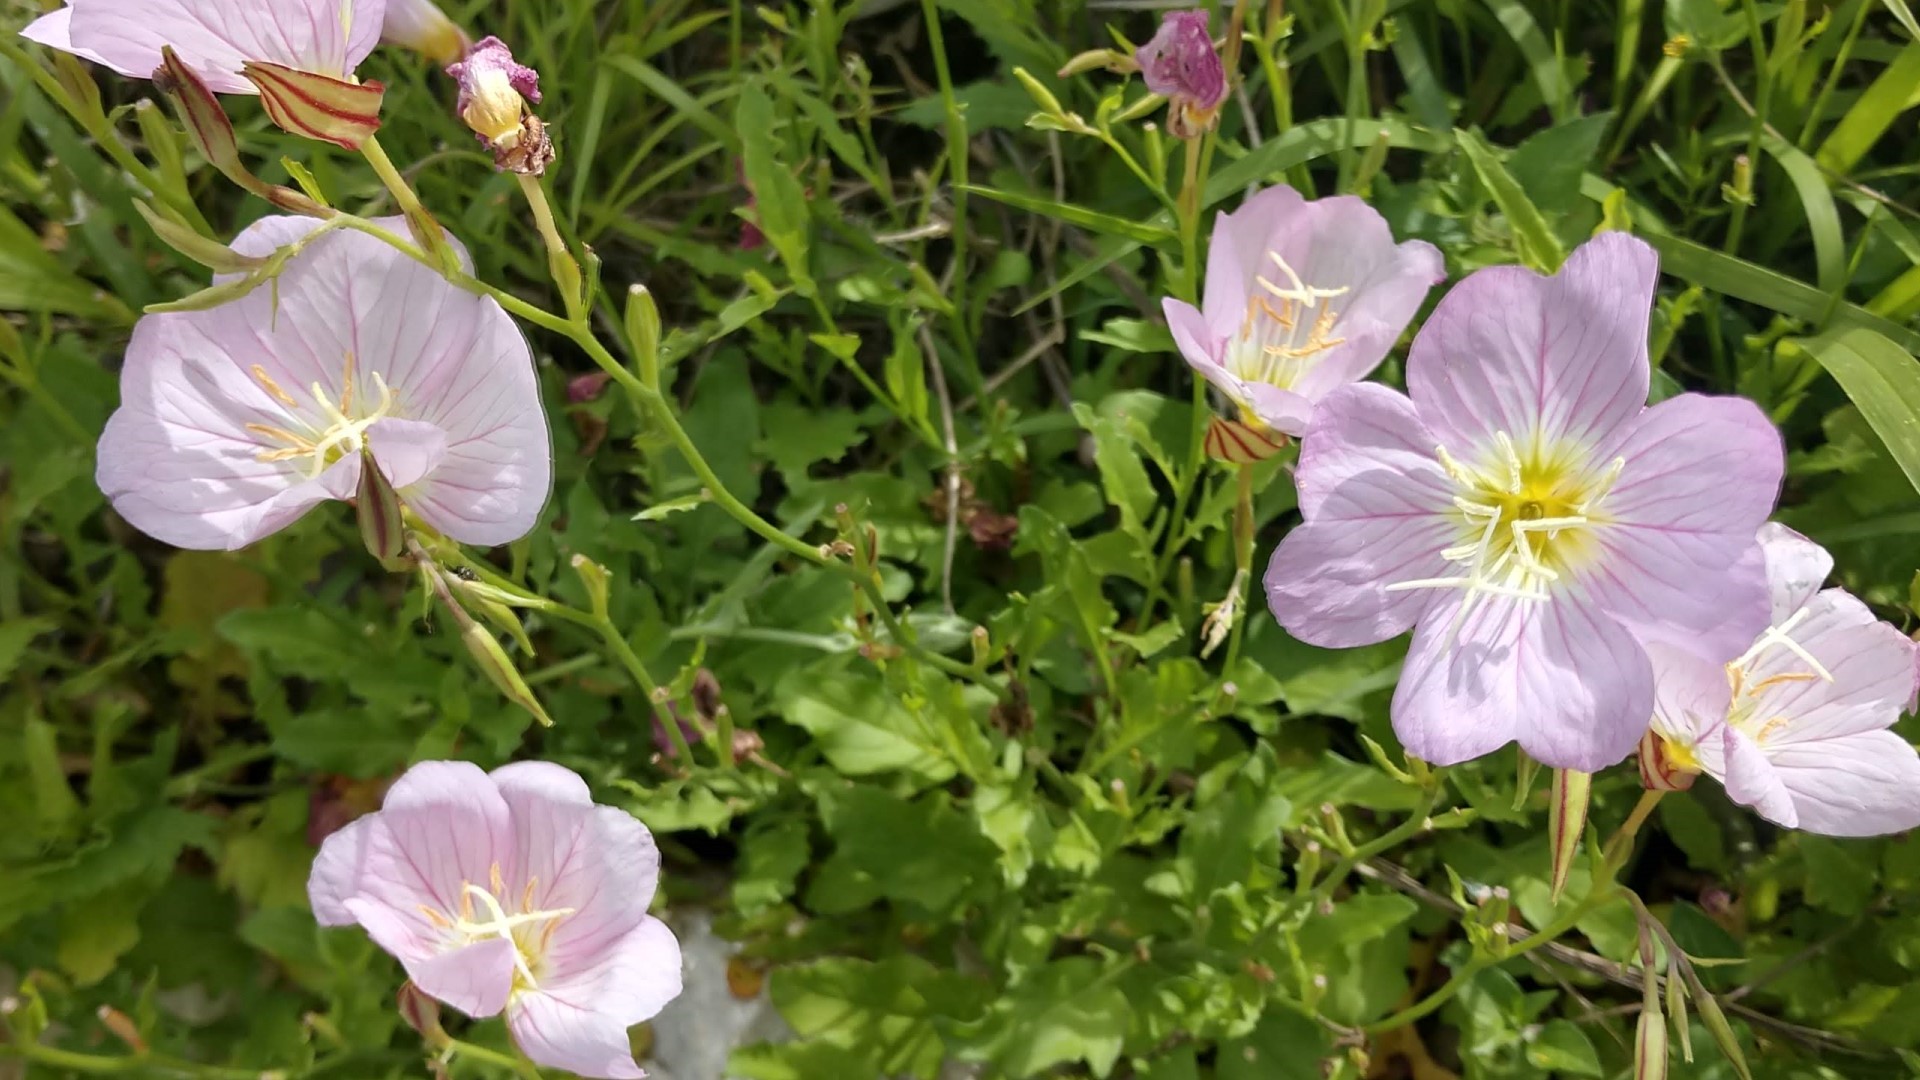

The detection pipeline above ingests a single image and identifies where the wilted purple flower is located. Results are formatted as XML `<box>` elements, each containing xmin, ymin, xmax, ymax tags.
<box><xmin>1134</xmin><ymin>10</ymin><xmax>1227</xmax><ymax>137</ymax></box>
<box><xmin>1645</xmin><ymin>524</ymin><xmax>1920</xmax><ymax>836</ymax></box>
<box><xmin>310</xmin><ymin>761</ymin><xmax>684</xmax><ymax>1079</ymax></box>
<box><xmin>96</xmin><ymin>215</ymin><xmax>551</xmax><ymax>550</ymax></box>
<box><xmin>1266</xmin><ymin>233</ymin><xmax>1784</xmax><ymax>771</ymax></box>
<box><xmin>21</xmin><ymin>0</ymin><xmax>383</xmax><ymax>94</ymax></box>
<box><xmin>446</xmin><ymin>36</ymin><xmax>551</xmax><ymax>173</ymax></box>
<box><xmin>1163</xmin><ymin>185</ymin><xmax>1443</xmax><ymax>440</ymax></box>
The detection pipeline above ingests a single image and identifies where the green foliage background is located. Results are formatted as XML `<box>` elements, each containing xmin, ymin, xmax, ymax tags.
<box><xmin>5</xmin><ymin>0</ymin><xmax>1920</xmax><ymax>1077</ymax></box>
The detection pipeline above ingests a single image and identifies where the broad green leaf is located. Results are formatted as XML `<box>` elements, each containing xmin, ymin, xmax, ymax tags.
<box><xmin>775</xmin><ymin>667</ymin><xmax>954</xmax><ymax>780</ymax></box>
<box><xmin>0</xmin><ymin>205</ymin><xmax>131</xmax><ymax>322</ymax></box>
<box><xmin>1818</xmin><ymin>43</ymin><xmax>1920</xmax><ymax>173</ymax></box>
<box><xmin>1760</xmin><ymin>132</ymin><xmax>1846</xmax><ymax>296</ymax></box>
<box><xmin>1525</xmin><ymin>1019</ymin><xmax>1604</xmax><ymax>1075</ymax></box>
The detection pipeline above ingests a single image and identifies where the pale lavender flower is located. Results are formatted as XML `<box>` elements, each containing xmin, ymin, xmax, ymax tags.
<box><xmin>20</xmin><ymin>0</ymin><xmax>384</xmax><ymax>94</ymax></box>
<box><xmin>1163</xmin><ymin>185</ymin><xmax>1443</xmax><ymax>438</ymax></box>
<box><xmin>1265</xmin><ymin>233</ymin><xmax>1784</xmax><ymax>771</ymax></box>
<box><xmin>1134</xmin><ymin>9</ymin><xmax>1226</xmax><ymax>137</ymax></box>
<box><xmin>1645</xmin><ymin>524</ymin><xmax>1920</xmax><ymax>836</ymax></box>
<box><xmin>96</xmin><ymin>215</ymin><xmax>551</xmax><ymax>550</ymax></box>
<box><xmin>310</xmin><ymin>761</ymin><xmax>684</xmax><ymax>1079</ymax></box>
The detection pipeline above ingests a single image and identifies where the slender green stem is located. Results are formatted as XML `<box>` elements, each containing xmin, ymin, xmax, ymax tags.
<box><xmin>0</xmin><ymin>1042</ymin><xmax>266</xmax><ymax>1079</ymax></box>
<box><xmin>360</xmin><ymin>134</ymin><xmax>458</xmax><ymax>270</ymax></box>
<box><xmin>515</xmin><ymin>173</ymin><xmax>584</xmax><ymax>321</ymax></box>
<box><xmin>1723</xmin><ymin>0</ymin><xmax>1773</xmax><ymax>255</ymax></box>
<box><xmin>1307</xmin><ymin>784</ymin><xmax>1443</xmax><ymax>906</ymax></box>
<box><xmin>918</xmin><ymin>0</ymin><xmax>982</xmax><ymax>389</ymax></box>
<box><xmin>446</xmin><ymin>1038</ymin><xmax>543</xmax><ymax>1079</ymax></box>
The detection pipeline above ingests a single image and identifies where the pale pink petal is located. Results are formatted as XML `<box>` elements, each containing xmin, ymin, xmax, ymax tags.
<box><xmin>381</xmin><ymin>0</ymin><xmax>469</xmax><ymax>59</ymax></box>
<box><xmin>1164</xmin><ymin>297</ymin><xmax>1241</xmax><ymax>406</ymax></box>
<box><xmin>1744</xmin><ymin>590</ymin><xmax>1918</xmax><ymax>745</ymax></box>
<box><xmin>21</xmin><ymin>8</ymin><xmax>115</xmax><ymax>68</ymax></box>
<box><xmin>543</xmin><ymin>916</ymin><xmax>682</xmax><ymax>1026</ymax></box>
<box><xmin>1394</xmin><ymin>591</ymin><xmax>1652</xmax><ymax>770</ymax></box>
<box><xmin>375</xmin><ymin>761</ymin><xmax>514</xmax><ymax>917</ymax></box>
<box><xmin>1756</xmin><ymin>522</ymin><xmax>1831</xmax><ymax>624</ymax></box>
<box><xmin>1582</xmin><ymin>394</ymin><xmax>1782</xmax><ymax>662</ymax></box>
<box><xmin>1242</xmin><ymin>383</ymin><xmax>1316</xmax><ymax>436</ymax></box>
<box><xmin>58</xmin><ymin>0</ymin><xmax>386</xmax><ymax>93</ymax></box>
<box><xmin>1759</xmin><ymin>731</ymin><xmax>1920</xmax><ymax>836</ymax></box>
<box><xmin>540</xmin><ymin>808</ymin><xmax>663</xmax><ymax>982</ymax></box>
<box><xmin>1646</xmin><ymin>643</ymin><xmax>1732</xmax><ymax>753</ymax></box>
<box><xmin>1199</xmin><ymin>185</ymin><xmax>1308</xmax><ymax>334</ymax></box>
<box><xmin>507</xmin><ymin>994</ymin><xmax>647</xmax><ymax>1080</ymax></box>
<box><xmin>1720</xmin><ymin>727</ymin><xmax>1798</xmax><ymax>829</ymax></box>
<box><xmin>491</xmin><ymin>760</ymin><xmax>594</xmax><ymax>806</ymax></box>
<box><xmin>408</xmin><ymin>936</ymin><xmax>518</xmax><ymax>1019</ymax></box>
<box><xmin>1407</xmin><ymin>231</ymin><xmax>1658</xmax><ymax>460</ymax></box>
<box><xmin>368</xmin><ymin>417</ymin><xmax>449</xmax><ymax>490</ymax></box>
<box><xmin>1279</xmin><ymin>199</ymin><xmax>1441</xmax><ymax>397</ymax></box>
<box><xmin>1265</xmin><ymin>385</ymin><xmax>1456</xmax><ymax>647</ymax></box>
<box><xmin>308</xmin><ymin>815</ymin><xmax>378</xmax><ymax>925</ymax></box>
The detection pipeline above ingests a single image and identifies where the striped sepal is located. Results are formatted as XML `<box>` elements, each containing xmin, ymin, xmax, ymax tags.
<box><xmin>1203</xmin><ymin>415</ymin><xmax>1289</xmax><ymax>464</ymax></box>
<box><xmin>242</xmin><ymin>62</ymin><xmax>385</xmax><ymax>150</ymax></box>
<box><xmin>1635</xmin><ymin>730</ymin><xmax>1697</xmax><ymax>792</ymax></box>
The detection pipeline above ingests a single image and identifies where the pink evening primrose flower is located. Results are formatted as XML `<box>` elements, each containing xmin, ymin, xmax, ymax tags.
<box><xmin>1163</xmin><ymin>185</ymin><xmax>1444</xmax><ymax>438</ymax></box>
<box><xmin>1134</xmin><ymin>9</ymin><xmax>1227</xmax><ymax>138</ymax></box>
<box><xmin>1264</xmin><ymin>233</ymin><xmax>1785</xmax><ymax>771</ymax></box>
<box><xmin>310</xmin><ymin>761</ymin><xmax>685</xmax><ymax>1079</ymax></box>
<box><xmin>96</xmin><ymin>215</ymin><xmax>552</xmax><ymax>550</ymax></box>
<box><xmin>1644</xmin><ymin>524</ymin><xmax>1920</xmax><ymax>836</ymax></box>
<box><xmin>20</xmin><ymin>0</ymin><xmax>385</xmax><ymax>95</ymax></box>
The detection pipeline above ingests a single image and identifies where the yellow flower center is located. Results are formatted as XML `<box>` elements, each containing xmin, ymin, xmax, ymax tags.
<box><xmin>1226</xmin><ymin>250</ymin><xmax>1348</xmax><ymax>413</ymax></box>
<box><xmin>246</xmin><ymin>353</ymin><xmax>397</xmax><ymax>479</ymax></box>
<box><xmin>1388</xmin><ymin>433</ymin><xmax>1624</xmax><ymax>642</ymax></box>
<box><xmin>419</xmin><ymin>862</ymin><xmax>573</xmax><ymax>994</ymax></box>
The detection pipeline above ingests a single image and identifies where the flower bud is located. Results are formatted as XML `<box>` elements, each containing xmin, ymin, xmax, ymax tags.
<box><xmin>242</xmin><ymin>62</ymin><xmax>386</xmax><ymax>150</ymax></box>
<box><xmin>1548</xmin><ymin>768</ymin><xmax>1591</xmax><ymax>903</ymax></box>
<box><xmin>1203</xmin><ymin>415</ymin><xmax>1288</xmax><ymax>463</ymax></box>
<box><xmin>1134</xmin><ymin>10</ymin><xmax>1229</xmax><ymax>139</ymax></box>
<box><xmin>354</xmin><ymin>451</ymin><xmax>407</xmax><ymax>567</ymax></box>
<box><xmin>1635</xmin><ymin>1007</ymin><xmax>1669</xmax><ymax>1080</ymax></box>
<box><xmin>458</xmin><ymin>618</ymin><xmax>553</xmax><ymax>727</ymax></box>
<box><xmin>625</xmin><ymin>284</ymin><xmax>663</xmax><ymax>389</ymax></box>
<box><xmin>381</xmin><ymin>0</ymin><xmax>473</xmax><ymax>66</ymax></box>
<box><xmin>570</xmin><ymin>553</ymin><xmax>611</xmax><ymax>618</ymax></box>
<box><xmin>396</xmin><ymin>982</ymin><xmax>449</xmax><ymax>1049</ymax></box>
<box><xmin>132</xmin><ymin>201</ymin><xmax>266</xmax><ymax>275</ymax></box>
<box><xmin>1636</xmin><ymin>730</ymin><xmax>1698</xmax><ymax>792</ymax></box>
<box><xmin>447</xmin><ymin>37</ymin><xmax>554</xmax><ymax>175</ymax></box>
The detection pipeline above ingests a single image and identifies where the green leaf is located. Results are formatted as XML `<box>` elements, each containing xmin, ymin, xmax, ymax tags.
<box><xmin>1801</xmin><ymin>835</ymin><xmax>1878</xmax><ymax>915</ymax></box>
<box><xmin>816</xmin><ymin>787</ymin><xmax>995</xmax><ymax>914</ymax></box>
<box><xmin>1526</xmin><ymin>1019</ymin><xmax>1604</xmax><ymax>1075</ymax></box>
<box><xmin>1797</xmin><ymin>325</ymin><xmax>1920</xmax><ymax>496</ymax></box>
<box><xmin>736</xmin><ymin>81</ymin><xmax>815</xmax><ymax>296</ymax></box>
<box><xmin>756</xmin><ymin>401</ymin><xmax>867</xmax><ymax>479</ymax></box>
<box><xmin>770</xmin><ymin>956</ymin><xmax>975</xmax><ymax>1079</ymax></box>
<box><xmin>0</xmin><ymin>205</ymin><xmax>131</xmax><ymax>322</ymax></box>
<box><xmin>979</xmin><ymin>958</ymin><xmax>1127</xmax><ymax>1078</ymax></box>
<box><xmin>1217</xmin><ymin>1009</ymin><xmax>1331</xmax><ymax>1080</ymax></box>
<box><xmin>1457</xmin><ymin>128</ymin><xmax>1566</xmax><ymax>272</ymax></box>
<box><xmin>1817</xmin><ymin>43</ymin><xmax>1920</xmax><ymax>173</ymax></box>
<box><xmin>1478</xmin><ymin>0</ymin><xmax>1573</xmax><ymax>120</ymax></box>
<box><xmin>963</xmin><ymin>184</ymin><xmax>1176</xmax><ymax>246</ymax></box>
<box><xmin>1759</xmin><ymin>132</ymin><xmax>1846</xmax><ymax>296</ymax></box>
<box><xmin>1071</xmin><ymin>401</ymin><xmax>1159</xmax><ymax>543</ymax></box>
<box><xmin>775</xmin><ymin>666</ymin><xmax>954</xmax><ymax>780</ymax></box>
<box><xmin>1508</xmin><ymin>114</ymin><xmax>1614</xmax><ymax>215</ymax></box>
<box><xmin>0</xmin><ymin>616</ymin><xmax>56</xmax><ymax>684</ymax></box>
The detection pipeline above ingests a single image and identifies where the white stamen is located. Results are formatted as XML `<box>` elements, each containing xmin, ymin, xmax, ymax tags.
<box><xmin>449</xmin><ymin>880</ymin><xmax>574</xmax><ymax>991</ymax></box>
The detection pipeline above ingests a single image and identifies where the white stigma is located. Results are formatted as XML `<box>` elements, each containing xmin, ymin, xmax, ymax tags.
<box><xmin>1733</xmin><ymin>606</ymin><xmax>1834</xmax><ymax>683</ymax></box>
<box><xmin>1229</xmin><ymin>250</ymin><xmax>1350</xmax><ymax>395</ymax></box>
<box><xmin>429</xmin><ymin>866</ymin><xmax>574</xmax><ymax>992</ymax></box>
<box><xmin>247</xmin><ymin>354</ymin><xmax>397</xmax><ymax>478</ymax></box>
<box><xmin>1387</xmin><ymin>433</ymin><xmax>1626</xmax><ymax>651</ymax></box>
